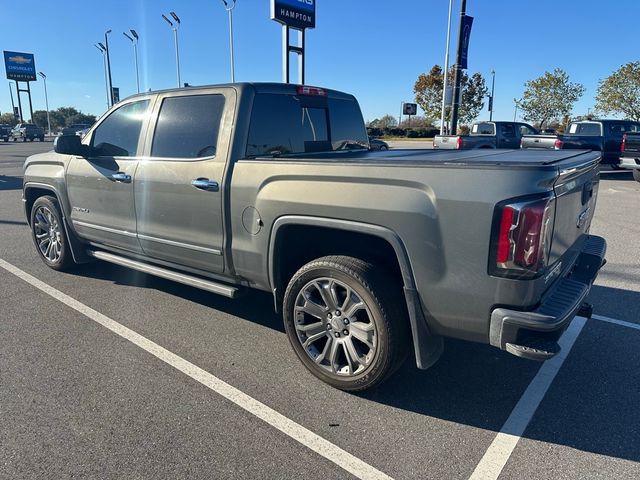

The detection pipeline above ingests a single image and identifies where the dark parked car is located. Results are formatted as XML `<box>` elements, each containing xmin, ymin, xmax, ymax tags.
<box><xmin>369</xmin><ymin>137</ymin><xmax>389</xmax><ymax>151</ymax></box>
<box><xmin>0</xmin><ymin>124</ymin><xmax>11</xmax><ymax>142</ymax></box>
<box><xmin>62</xmin><ymin>124</ymin><xmax>92</xmax><ymax>136</ymax></box>
<box><xmin>433</xmin><ymin>121</ymin><xmax>538</xmax><ymax>149</ymax></box>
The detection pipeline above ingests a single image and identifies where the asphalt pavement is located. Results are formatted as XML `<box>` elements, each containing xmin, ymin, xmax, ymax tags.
<box><xmin>1</xmin><ymin>141</ymin><xmax>638</xmax><ymax>479</ymax></box>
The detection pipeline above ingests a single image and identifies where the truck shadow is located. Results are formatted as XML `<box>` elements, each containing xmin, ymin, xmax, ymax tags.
<box><xmin>0</xmin><ymin>175</ymin><xmax>23</xmax><ymax>191</ymax></box>
<box><xmin>599</xmin><ymin>170</ymin><xmax>635</xmax><ymax>181</ymax></box>
<box><xmin>71</xmin><ymin>262</ymin><xmax>640</xmax><ymax>464</ymax></box>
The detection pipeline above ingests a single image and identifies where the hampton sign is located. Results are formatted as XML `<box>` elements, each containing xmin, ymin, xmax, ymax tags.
<box><xmin>4</xmin><ymin>51</ymin><xmax>37</xmax><ymax>82</ymax></box>
<box><xmin>271</xmin><ymin>0</ymin><xmax>315</xmax><ymax>30</ymax></box>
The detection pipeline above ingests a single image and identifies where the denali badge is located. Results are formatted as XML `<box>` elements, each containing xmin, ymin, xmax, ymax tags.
<box><xmin>576</xmin><ymin>207</ymin><xmax>591</xmax><ymax>229</ymax></box>
<box><xmin>72</xmin><ymin>206</ymin><xmax>90</xmax><ymax>213</ymax></box>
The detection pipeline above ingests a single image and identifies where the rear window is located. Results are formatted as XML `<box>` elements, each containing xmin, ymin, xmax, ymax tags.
<box><xmin>568</xmin><ymin>123</ymin><xmax>602</xmax><ymax>136</ymax></box>
<box><xmin>471</xmin><ymin>123</ymin><xmax>495</xmax><ymax>135</ymax></box>
<box><xmin>607</xmin><ymin>122</ymin><xmax>640</xmax><ymax>135</ymax></box>
<box><xmin>246</xmin><ymin>94</ymin><xmax>368</xmax><ymax>156</ymax></box>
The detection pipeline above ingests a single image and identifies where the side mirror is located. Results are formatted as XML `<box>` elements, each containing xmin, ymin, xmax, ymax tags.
<box><xmin>54</xmin><ymin>135</ymin><xmax>87</xmax><ymax>156</ymax></box>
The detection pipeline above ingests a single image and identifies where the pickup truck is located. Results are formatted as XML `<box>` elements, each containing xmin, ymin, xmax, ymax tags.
<box><xmin>433</xmin><ymin>121</ymin><xmax>538</xmax><ymax>149</ymax></box>
<box><xmin>520</xmin><ymin>119</ymin><xmax>640</xmax><ymax>166</ymax></box>
<box><xmin>11</xmin><ymin>123</ymin><xmax>45</xmax><ymax>142</ymax></box>
<box><xmin>22</xmin><ymin>83</ymin><xmax>606</xmax><ymax>391</ymax></box>
<box><xmin>621</xmin><ymin>133</ymin><xmax>640</xmax><ymax>182</ymax></box>
<box><xmin>0</xmin><ymin>124</ymin><xmax>11</xmax><ymax>142</ymax></box>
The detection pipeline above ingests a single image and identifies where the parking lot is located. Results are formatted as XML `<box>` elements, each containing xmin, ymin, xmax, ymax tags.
<box><xmin>1</xmin><ymin>141</ymin><xmax>639</xmax><ymax>479</ymax></box>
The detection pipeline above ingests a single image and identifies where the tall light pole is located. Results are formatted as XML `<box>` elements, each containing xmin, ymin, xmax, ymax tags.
<box><xmin>123</xmin><ymin>30</ymin><xmax>140</xmax><ymax>93</ymax></box>
<box><xmin>513</xmin><ymin>98</ymin><xmax>521</xmax><ymax>122</ymax></box>
<box><xmin>104</xmin><ymin>30</ymin><xmax>114</xmax><ymax>107</ymax></box>
<box><xmin>440</xmin><ymin>0</ymin><xmax>454</xmax><ymax>135</ymax></box>
<box><xmin>489</xmin><ymin>69</ymin><xmax>496</xmax><ymax>121</ymax></box>
<box><xmin>162</xmin><ymin>12</ymin><xmax>181</xmax><ymax>87</ymax></box>
<box><xmin>95</xmin><ymin>43</ymin><xmax>110</xmax><ymax>109</ymax></box>
<box><xmin>37</xmin><ymin>72</ymin><xmax>51</xmax><ymax>136</ymax></box>
<box><xmin>220</xmin><ymin>0</ymin><xmax>237</xmax><ymax>83</ymax></box>
<box><xmin>450</xmin><ymin>0</ymin><xmax>467</xmax><ymax>136</ymax></box>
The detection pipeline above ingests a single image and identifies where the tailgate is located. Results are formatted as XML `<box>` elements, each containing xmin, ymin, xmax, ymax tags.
<box><xmin>520</xmin><ymin>135</ymin><xmax>557</xmax><ymax>149</ymax></box>
<box><xmin>433</xmin><ymin>135</ymin><xmax>459</xmax><ymax>149</ymax></box>
<box><xmin>548</xmin><ymin>156</ymin><xmax>600</xmax><ymax>265</ymax></box>
<box><xmin>623</xmin><ymin>133</ymin><xmax>640</xmax><ymax>156</ymax></box>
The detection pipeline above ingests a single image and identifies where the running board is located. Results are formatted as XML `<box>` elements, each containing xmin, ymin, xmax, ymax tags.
<box><xmin>87</xmin><ymin>250</ymin><xmax>240</xmax><ymax>298</ymax></box>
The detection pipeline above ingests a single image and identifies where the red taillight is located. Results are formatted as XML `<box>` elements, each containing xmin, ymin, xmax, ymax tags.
<box><xmin>456</xmin><ymin>137</ymin><xmax>463</xmax><ymax>149</ymax></box>
<box><xmin>554</xmin><ymin>139</ymin><xmax>563</xmax><ymax>149</ymax></box>
<box><xmin>296</xmin><ymin>85</ymin><xmax>327</xmax><ymax>96</ymax></box>
<box><xmin>493</xmin><ymin>196</ymin><xmax>555</xmax><ymax>276</ymax></box>
<box><xmin>621</xmin><ymin>133</ymin><xmax>627</xmax><ymax>153</ymax></box>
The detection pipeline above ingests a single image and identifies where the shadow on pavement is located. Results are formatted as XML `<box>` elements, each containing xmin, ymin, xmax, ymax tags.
<box><xmin>0</xmin><ymin>219</ymin><xmax>27</xmax><ymax>226</ymax></box>
<box><xmin>599</xmin><ymin>170</ymin><xmax>634</xmax><ymax>181</ymax></box>
<box><xmin>68</xmin><ymin>260</ymin><xmax>640</xmax><ymax>464</ymax></box>
<box><xmin>0</xmin><ymin>175</ymin><xmax>23</xmax><ymax>191</ymax></box>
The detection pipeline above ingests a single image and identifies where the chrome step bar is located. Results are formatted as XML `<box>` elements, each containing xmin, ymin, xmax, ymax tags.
<box><xmin>87</xmin><ymin>250</ymin><xmax>239</xmax><ymax>298</ymax></box>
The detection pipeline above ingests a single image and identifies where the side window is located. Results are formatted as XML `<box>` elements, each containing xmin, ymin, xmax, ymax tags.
<box><xmin>519</xmin><ymin>124</ymin><xmax>536</xmax><ymax>136</ymax></box>
<box><xmin>472</xmin><ymin>123</ymin><xmax>495</xmax><ymax>135</ymax></box>
<box><xmin>92</xmin><ymin>99</ymin><xmax>150</xmax><ymax>157</ymax></box>
<box><xmin>501</xmin><ymin>124</ymin><xmax>516</xmax><ymax>137</ymax></box>
<box><xmin>151</xmin><ymin>94</ymin><xmax>225</xmax><ymax>159</ymax></box>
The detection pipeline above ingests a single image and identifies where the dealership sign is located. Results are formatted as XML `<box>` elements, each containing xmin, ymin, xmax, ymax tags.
<box><xmin>271</xmin><ymin>0</ymin><xmax>315</xmax><ymax>29</ymax></box>
<box><xmin>3</xmin><ymin>51</ymin><xmax>37</xmax><ymax>82</ymax></box>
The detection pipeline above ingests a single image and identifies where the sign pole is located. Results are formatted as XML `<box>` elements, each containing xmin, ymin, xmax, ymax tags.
<box><xmin>440</xmin><ymin>0</ymin><xmax>453</xmax><ymax>135</ymax></box>
<box><xmin>8</xmin><ymin>82</ymin><xmax>16</xmax><ymax>114</ymax></box>
<box><xmin>299</xmin><ymin>29</ymin><xmax>305</xmax><ymax>85</ymax></box>
<box><xmin>271</xmin><ymin>0</ymin><xmax>315</xmax><ymax>85</ymax></box>
<box><xmin>15</xmin><ymin>82</ymin><xmax>23</xmax><ymax>122</ymax></box>
<box><xmin>282</xmin><ymin>25</ymin><xmax>289</xmax><ymax>83</ymax></box>
<box><xmin>450</xmin><ymin>0</ymin><xmax>467</xmax><ymax>136</ymax></box>
<box><xmin>26</xmin><ymin>81</ymin><xmax>34</xmax><ymax>122</ymax></box>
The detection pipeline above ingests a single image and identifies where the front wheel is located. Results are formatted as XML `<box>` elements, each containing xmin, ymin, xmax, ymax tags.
<box><xmin>30</xmin><ymin>196</ymin><xmax>75</xmax><ymax>271</ymax></box>
<box><xmin>283</xmin><ymin>256</ymin><xmax>409</xmax><ymax>391</ymax></box>
<box><xmin>633</xmin><ymin>169</ymin><xmax>640</xmax><ymax>183</ymax></box>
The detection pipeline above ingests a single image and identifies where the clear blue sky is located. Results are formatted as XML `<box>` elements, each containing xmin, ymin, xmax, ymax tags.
<box><xmin>1</xmin><ymin>0</ymin><xmax>638</xmax><ymax>123</ymax></box>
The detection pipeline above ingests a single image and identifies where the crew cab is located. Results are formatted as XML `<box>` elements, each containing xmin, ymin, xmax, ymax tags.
<box><xmin>521</xmin><ymin>119</ymin><xmax>640</xmax><ymax>166</ymax></box>
<box><xmin>11</xmin><ymin>123</ymin><xmax>45</xmax><ymax>142</ymax></box>
<box><xmin>22</xmin><ymin>83</ymin><xmax>606</xmax><ymax>391</ymax></box>
<box><xmin>433</xmin><ymin>121</ymin><xmax>538</xmax><ymax>149</ymax></box>
<box><xmin>621</xmin><ymin>132</ymin><xmax>640</xmax><ymax>182</ymax></box>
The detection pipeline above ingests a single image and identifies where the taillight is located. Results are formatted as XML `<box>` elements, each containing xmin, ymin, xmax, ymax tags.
<box><xmin>553</xmin><ymin>139</ymin><xmax>563</xmax><ymax>149</ymax></box>
<box><xmin>491</xmin><ymin>195</ymin><xmax>555</xmax><ymax>277</ymax></box>
<box><xmin>456</xmin><ymin>137</ymin><xmax>463</xmax><ymax>149</ymax></box>
<box><xmin>296</xmin><ymin>85</ymin><xmax>327</xmax><ymax>96</ymax></box>
<box><xmin>621</xmin><ymin>133</ymin><xmax>627</xmax><ymax>153</ymax></box>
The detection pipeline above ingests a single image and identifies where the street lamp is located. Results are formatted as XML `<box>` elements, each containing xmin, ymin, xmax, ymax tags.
<box><xmin>104</xmin><ymin>30</ymin><xmax>114</xmax><ymax>106</ymax></box>
<box><xmin>514</xmin><ymin>98</ymin><xmax>521</xmax><ymax>122</ymax></box>
<box><xmin>95</xmin><ymin>43</ymin><xmax>110</xmax><ymax>109</ymax></box>
<box><xmin>38</xmin><ymin>71</ymin><xmax>51</xmax><ymax>136</ymax></box>
<box><xmin>220</xmin><ymin>0</ymin><xmax>237</xmax><ymax>83</ymax></box>
<box><xmin>439</xmin><ymin>0</ymin><xmax>454</xmax><ymax>135</ymax></box>
<box><xmin>489</xmin><ymin>69</ymin><xmax>496</xmax><ymax>121</ymax></box>
<box><xmin>162</xmin><ymin>12</ymin><xmax>181</xmax><ymax>87</ymax></box>
<box><xmin>123</xmin><ymin>30</ymin><xmax>140</xmax><ymax>93</ymax></box>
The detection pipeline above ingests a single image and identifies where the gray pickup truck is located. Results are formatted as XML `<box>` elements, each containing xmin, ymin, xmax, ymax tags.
<box><xmin>433</xmin><ymin>121</ymin><xmax>538</xmax><ymax>149</ymax></box>
<box><xmin>22</xmin><ymin>83</ymin><xmax>606</xmax><ymax>391</ymax></box>
<box><xmin>11</xmin><ymin>123</ymin><xmax>45</xmax><ymax>142</ymax></box>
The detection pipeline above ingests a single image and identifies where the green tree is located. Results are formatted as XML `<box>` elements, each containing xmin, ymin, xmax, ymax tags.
<box><xmin>0</xmin><ymin>112</ymin><xmax>18</xmax><ymax>126</ymax></box>
<box><xmin>414</xmin><ymin>65</ymin><xmax>488</xmax><ymax>126</ymax></box>
<box><xmin>595</xmin><ymin>61</ymin><xmax>640</xmax><ymax>121</ymax></box>
<box><xmin>32</xmin><ymin>110</ymin><xmax>49</xmax><ymax>128</ymax></box>
<box><xmin>519</xmin><ymin>68</ymin><xmax>585</xmax><ymax>129</ymax></box>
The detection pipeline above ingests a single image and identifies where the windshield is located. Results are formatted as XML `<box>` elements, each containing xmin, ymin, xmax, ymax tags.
<box><xmin>246</xmin><ymin>94</ymin><xmax>369</xmax><ymax>156</ymax></box>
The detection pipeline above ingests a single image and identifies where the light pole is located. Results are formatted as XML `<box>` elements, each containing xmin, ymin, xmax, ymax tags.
<box><xmin>489</xmin><ymin>69</ymin><xmax>495</xmax><ymax>121</ymax></box>
<box><xmin>513</xmin><ymin>98</ymin><xmax>521</xmax><ymax>122</ymax></box>
<box><xmin>37</xmin><ymin>72</ymin><xmax>51</xmax><ymax>136</ymax></box>
<box><xmin>95</xmin><ymin>43</ymin><xmax>110</xmax><ymax>109</ymax></box>
<box><xmin>123</xmin><ymin>30</ymin><xmax>140</xmax><ymax>93</ymax></box>
<box><xmin>440</xmin><ymin>0</ymin><xmax>453</xmax><ymax>135</ymax></box>
<box><xmin>162</xmin><ymin>12</ymin><xmax>181</xmax><ymax>87</ymax></box>
<box><xmin>104</xmin><ymin>30</ymin><xmax>114</xmax><ymax>107</ymax></box>
<box><xmin>220</xmin><ymin>0</ymin><xmax>237</xmax><ymax>83</ymax></box>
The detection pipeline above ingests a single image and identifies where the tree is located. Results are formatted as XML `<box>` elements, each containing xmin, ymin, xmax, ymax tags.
<box><xmin>0</xmin><ymin>112</ymin><xmax>18</xmax><ymax>127</ymax></box>
<box><xmin>32</xmin><ymin>110</ymin><xmax>49</xmax><ymax>129</ymax></box>
<box><xmin>414</xmin><ymin>65</ymin><xmax>488</xmax><ymax>126</ymax></box>
<box><xmin>377</xmin><ymin>114</ymin><xmax>397</xmax><ymax>129</ymax></box>
<box><xmin>518</xmin><ymin>68</ymin><xmax>585</xmax><ymax>129</ymax></box>
<box><xmin>595</xmin><ymin>61</ymin><xmax>640</xmax><ymax>121</ymax></box>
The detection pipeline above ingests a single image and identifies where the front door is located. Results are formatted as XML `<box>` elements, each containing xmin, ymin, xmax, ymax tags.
<box><xmin>134</xmin><ymin>90</ymin><xmax>234</xmax><ymax>274</ymax></box>
<box><xmin>66</xmin><ymin>98</ymin><xmax>152</xmax><ymax>253</ymax></box>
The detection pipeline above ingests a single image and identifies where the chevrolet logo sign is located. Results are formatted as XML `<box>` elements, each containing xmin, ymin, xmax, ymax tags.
<box><xmin>9</xmin><ymin>55</ymin><xmax>32</xmax><ymax>64</ymax></box>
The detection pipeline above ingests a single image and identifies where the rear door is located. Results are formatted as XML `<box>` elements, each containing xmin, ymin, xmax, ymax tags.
<box><xmin>497</xmin><ymin>123</ymin><xmax>520</xmax><ymax>149</ymax></box>
<box><xmin>66</xmin><ymin>97</ymin><xmax>153</xmax><ymax>253</ymax></box>
<box><xmin>134</xmin><ymin>88</ymin><xmax>235</xmax><ymax>274</ymax></box>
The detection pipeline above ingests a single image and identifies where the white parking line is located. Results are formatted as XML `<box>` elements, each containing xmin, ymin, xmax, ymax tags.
<box><xmin>468</xmin><ymin>316</ymin><xmax>587</xmax><ymax>480</ymax></box>
<box><xmin>592</xmin><ymin>313</ymin><xmax>640</xmax><ymax>331</ymax></box>
<box><xmin>0</xmin><ymin>259</ymin><xmax>393</xmax><ymax>480</ymax></box>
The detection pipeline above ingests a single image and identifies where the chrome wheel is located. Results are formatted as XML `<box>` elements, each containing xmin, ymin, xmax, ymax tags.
<box><xmin>33</xmin><ymin>206</ymin><xmax>63</xmax><ymax>263</ymax></box>
<box><xmin>294</xmin><ymin>277</ymin><xmax>377</xmax><ymax>376</ymax></box>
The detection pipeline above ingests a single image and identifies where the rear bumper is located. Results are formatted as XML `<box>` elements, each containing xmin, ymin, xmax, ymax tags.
<box><xmin>620</xmin><ymin>156</ymin><xmax>640</xmax><ymax>170</ymax></box>
<box><xmin>489</xmin><ymin>235</ymin><xmax>606</xmax><ymax>355</ymax></box>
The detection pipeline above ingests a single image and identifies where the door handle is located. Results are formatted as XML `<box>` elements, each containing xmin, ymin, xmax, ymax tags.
<box><xmin>110</xmin><ymin>172</ymin><xmax>132</xmax><ymax>183</ymax></box>
<box><xmin>191</xmin><ymin>178</ymin><xmax>219</xmax><ymax>192</ymax></box>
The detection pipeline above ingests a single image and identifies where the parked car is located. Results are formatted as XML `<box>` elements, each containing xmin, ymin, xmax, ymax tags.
<box><xmin>369</xmin><ymin>137</ymin><xmax>389</xmax><ymax>151</ymax></box>
<box><xmin>520</xmin><ymin>119</ymin><xmax>640</xmax><ymax>167</ymax></box>
<box><xmin>620</xmin><ymin>133</ymin><xmax>640</xmax><ymax>182</ymax></box>
<box><xmin>62</xmin><ymin>124</ymin><xmax>92</xmax><ymax>136</ymax></box>
<box><xmin>23</xmin><ymin>83</ymin><xmax>605</xmax><ymax>391</ymax></box>
<box><xmin>0</xmin><ymin>124</ymin><xmax>11</xmax><ymax>142</ymax></box>
<box><xmin>433</xmin><ymin>121</ymin><xmax>538</xmax><ymax>149</ymax></box>
<box><xmin>11</xmin><ymin>123</ymin><xmax>45</xmax><ymax>142</ymax></box>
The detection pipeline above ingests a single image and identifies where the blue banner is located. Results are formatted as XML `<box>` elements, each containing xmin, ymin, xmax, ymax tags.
<box><xmin>460</xmin><ymin>16</ymin><xmax>474</xmax><ymax>70</ymax></box>
<box><xmin>4</xmin><ymin>51</ymin><xmax>37</xmax><ymax>82</ymax></box>
<box><xmin>271</xmin><ymin>0</ymin><xmax>316</xmax><ymax>29</ymax></box>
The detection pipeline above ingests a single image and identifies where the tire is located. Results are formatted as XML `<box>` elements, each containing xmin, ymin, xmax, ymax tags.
<box><xmin>22</xmin><ymin>136</ymin><xmax>26</xmax><ymax>142</ymax></box>
<box><xmin>611</xmin><ymin>163</ymin><xmax>622</xmax><ymax>170</ymax></box>
<box><xmin>283</xmin><ymin>255</ymin><xmax>410</xmax><ymax>391</ymax></box>
<box><xmin>380</xmin><ymin>145</ymin><xmax>388</xmax><ymax>151</ymax></box>
<box><xmin>633</xmin><ymin>169</ymin><xmax>640</xmax><ymax>183</ymax></box>
<box><xmin>30</xmin><ymin>196</ymin><xmax>75</xmax><ymax>271</ymax></box>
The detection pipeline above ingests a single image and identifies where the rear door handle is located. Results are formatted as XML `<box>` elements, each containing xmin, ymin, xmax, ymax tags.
<box><xmin>191</xmin><ymin>178</ymin><xmax>219</xmax><ymax>192</ymax></box>
<box><xmin>110</xmin><ymin>172</ymin><xmax>131</xmax><ymax>183</ymax></box>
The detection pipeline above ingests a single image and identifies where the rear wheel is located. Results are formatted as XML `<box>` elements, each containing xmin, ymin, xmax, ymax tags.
<box><xmin>30</xmin><ymin>196</ymin><xmax>75</xmax><ymax>271</ymax></box>
<box><xmin>380</xmin><ymin>145</ymin><xmax>388</xmax><ymax>151</ymax></box>
<box><xmin>633</xmin><ymin>169</ymin><xmax>640</xmax><ymax>183</ymax></box>
<box><xmin>283</xmin><ymin>255</ymin><xmax>409</xmax><ymax>391</ymax></box>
